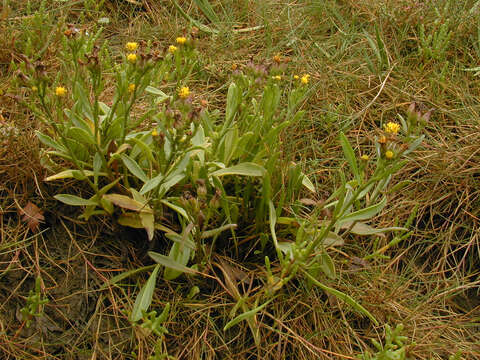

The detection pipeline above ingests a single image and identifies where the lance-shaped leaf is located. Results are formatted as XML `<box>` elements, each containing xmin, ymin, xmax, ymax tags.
<box><xmin>210</xmin><ymin>162</ymin><xmax>266</xmax><ymax>177</ymax></box>
<box><xmin>338</xmin><ymin>197</ymin><xmax>387</xmax><ymax>226</ymax></box>
<box><xmin>129</xmin><ymin>265</ymin><xmax>161</xmax><ymax>322</ymax></box>
<box><xmin>54</xmin><ymin>194</ymin><xmax>98</xmax><ymax>206</ymax></box>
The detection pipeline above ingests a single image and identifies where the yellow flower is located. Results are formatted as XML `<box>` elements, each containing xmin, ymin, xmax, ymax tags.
<box><xmin>55</xmin><ymin>86</ymin><xmax>67</xmax><ymax>97</ymax></box>
<box><xmin>301</xmin><ymin>74</ymin><xmax>310</xmax><ymax>84</ymax></box>
<box><xmin>384</xmin><ymin>121</ymin><xmax>401</xmax><ymax>135</ymax></box>
<box><xmin>128</xmin><ymin>83</ymin><xmax>136</xmax><ymax>93</ymax></box>
<box><xmin>178</xmin><ymin>86</ymin><xmax>190</xmax><ymax>99</ymax></box>
<box><xmin>127</xmin><ymin>53</ymin><xmax>137</xmax><ymax>64</ymax></box>
<box><xmin>293</xmin><ymin>75</ymin><xmax>299</xmax><ymax>80</ymax></box>
<box><xmin>385</xmin><ymin>150</ymin><xmax>394</xmax><ymax>159</ymax></box>
<box><xmin>168</xmin><ymin>45</ymin><xmax>178</xmax><ymax>54</ymax></box>
<box><xmin>125</xmin><ymin>42</ymin><xmax>138</xmax><ymax>51</ymax></box>
<box><xmin>361</xmin><ymin>154</ymin><xmax>369</xmax><ymax>161</ymax></box>
<box><xmin>31</xmin><ymin>86</ymin><xmax>38</xmax><ymax>92</ymax></box>
<box><xmin>176</xmin><ymin>37</ymin><xmax>187</xmax><ymax>45</ymax></box>
<box><xmin>152</xmin><ymin>129</ymin><xmax>159</xmax><ymax>137</ymax></box>
<box><xmin>231</xmin><ymin>63</ymin><xmax>238</xmax><ymax>71</ymax></box>
<box><xmin>273</xmin><ymin>75</ymin><xmax>281</xmax><ymax>81</ymax></box>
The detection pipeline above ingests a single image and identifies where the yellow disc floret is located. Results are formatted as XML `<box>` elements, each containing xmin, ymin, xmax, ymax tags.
<box><xmin>385</xmin><ymin>150</ymin><xmax>394</xmax><ymax>159</ymax></box>
<box><xmin>168</xmin><ymin>45</ymin><xmax>178</xmax><ymax>54</ymax></box>
<box><xmin>176</xmin><ymin>37</ymin><xmax>187</xmax><ymax>45</ymax></box>
<box><xmin>301</xmin><ymin>74</ymin><xmax>310</xmax><ymax>84</ymax></box>
<box><xmin>125</xmin><ymin>42</ymin><xmax>138</xmax><ymax>51</ymax></box>
<box><xmin>273</xmin><ymin>75</ymin><xmax>281</xmax><ymax>81</ymax></box>
<box><xmin>384</xmin><ymin>121</ymin><xmax>401</xmax><ymax>135</ymax></box>
<box><xmin>55</xmin><ymin>86</ymin><xmax>67</xmax><ymax>97</ymax></box>
<box><xmin>127</xmin><ymin>53</ymin><xmax>137</xmax><ymax>64</ymax></box>
<box><xmin>152</xmin><ymin>129</ymin><xmax>159</xmax><ymax>137</ymax></box>
<box><xmin>178</xmin><ymin>86</ymin><xmax>190</xmax><ymax>99</ymax></box>
<box><xmin>361</xmin><ymin>154</ymin><xmax>369</xmax><ymax>161</ymax></box>
<box><xmin>128</xmin><ymin>83</ymin><xmax>136</xmax><ymax>93</ymax></box>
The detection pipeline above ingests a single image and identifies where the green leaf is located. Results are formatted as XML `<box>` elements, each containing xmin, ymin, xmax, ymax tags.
<box><xmin>118</xmin><ymin>213</ymin><xmax>174</xmax><ymax>233</ymax></box>
<box><xmin>160</xmin><ymin>200</ymin><xmax>189</xmax><ymax>220</ymax></box>
<box><xmin>324</xmin><ymin>232</ymin><xmax>344</xmax><ymax>247</ymax></box>
<box><xmin>67</xmin><ymin>127</ymin><xmax>96</xmax><ymax>145</ymax></box>
<box><xmin>163</xmin><ymin>241</ymin><xmax>192</xmax><ymax>280</ymax></box>
<box><xmin>140</xmin><ymin>211</ymin><xmax>155</xmax><ymax>241</ymax></box>
<box><xmin>339</xmin><ymin>132</ymin><xmax>360</xmax><ymax>182</ymax></box>
<box><xmin>338</xmin><ymin>197</ymin><xmax>387</xmax><ymax>226</ymax></box>
<box><xmin>103</xmin><ymin>194</ymin><xmax>150</xmax><ymax>212</ymax></box>
<box><xmin>36</xmin><ymin>131</ymin><xmax>66</xmax><ymax>152</ymax></box>
<box><xmin>224</xmin><ymin>82</ymin><xmax>240</xmax><ymax>128</ymax></box>
<box><xmin>318</xmin><ymin>252</ymin><xmax>336</xmax><ymax>279</ymax></box>
<box><xmin>148</xmin><ymin>251</ymin><xmax>196</xmax><ymax>277</ymax></box>
<box><xmin>99</xmin><ymin>265</ymin><xmax>157</xmax><ymax>291</ymax></box>
<box><xmin>145</xmin><ymin>86</ymin><xmax>168</xmax><ymax>96</ymax></box>
<box><xmin>45</xmin><ymin>169</ymin><xmax>99</xmax><ymax>181</ymax></box>
<box><xmin>201</xmin><ymin>224</ymin><xmax>237</xmax><ymax>239</ymax></box>
<box><xmin>54</xmin><ymin>194</ymin><xmax>98</xmax><ymax>206</ymax></box>
<box><xmin>223</xmin><ymin>299</ymin><xmax>273</xmax><ymax>331</ymax></box>
<box><xmin>302</xmin><ymin>270</ymin><xmax>378</xmax><ymax>325</ymax></box>
<box><xmin>120</xmin><ymin>154</ymin><xmax>148</xmax><ymax>183</ymax></box>
<box><xmin>342</xmin><ymin>222</ymin><xmax>407</xmax><ymax>236</ymax></box>
<box><xmin>140</xmin><ymin>174</ymin><xmax>164</xmax><ymax>194</ymax></box>
<box><xmin>301</xmin><ymin>173</ymin><xmax>316</xmax><ymax>193</ymax></box>
<box><xmin>129</xmin><ymin>265</ymin><xmax>161</xmax><ymax>322</ymax></box>
<box><xmin>210</xmin><ymin>162</ymin><xmax>266</xmax><ymax>177</ymax></box>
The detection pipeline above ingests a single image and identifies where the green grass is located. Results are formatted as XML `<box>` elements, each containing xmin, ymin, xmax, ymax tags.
<box><xmin>1</xmin><ymin>0</ymin><xmax>479</xmax><ymax>359</ymax></box>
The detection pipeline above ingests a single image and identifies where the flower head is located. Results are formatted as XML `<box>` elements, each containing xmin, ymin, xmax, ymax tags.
<box><xmin>125</xmin><ymin>42</ymin><xmax>138</xmax><ymax>51</ymax></box>
<box><xmin>273</xmin><ymin>75</ymin><xmax>281</xmax><ymax>81</ymax></box>
<box><xmin>55</xmin><ymin>86</ymin><xmax>67</xmax><ymax>97</ymax></box>
<box><xmin>128</xmin><ymin>83</ymin><xmax>136</xmax><ymax>93</ymax></box>
<box><xmin>168</xmin><ymin>45</ymin><xmax>178</xmax><ymax>54</ymax></box>
<box><xmin>385</xmin><ymin>150</ymin><xmax>394</xmax><ymax>159</ymax></box>
<box><xmin>31</xmin><ymin>86</ymin><xmax>38</xmax><ymax>92</ymax></box>
<box><xmin>361</xmin><ymin>154</ymin><xmax>369</xmax><ymax>161</ymax></box>
<box><xmin>176</xmin><ymin>37</ymin><xmax>187</xmax><ymax>45</ymax></box>
<box><xmin>384</xmin><ymin>121</ymin><xmax>401</xmax><ymax>135</ymax></box>
<box><xmin>293</xmin><ymin>75</ymin><xmax>299</xmax><ymax>80</ymax></box>
<box><xmin>152</xmin><ymin>128</ymin><xmax>159</xmax><ymax>137</ymax></box>
<box><xmin>127</xmin><ymin>53</ymin><xmax>137</xmax><ymax>64</ymax></box>
<box><xmin>301</xmin><ymin>74</ymin><xmax>310</xmax><ymax>84</ymax></box>
<box><xmin>178</xmin><ymin>86</ymin><xmax>190</xmax><ymax>99</ymax></box>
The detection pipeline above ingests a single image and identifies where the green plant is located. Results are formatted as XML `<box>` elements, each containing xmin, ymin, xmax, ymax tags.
<box><xmin>364</xmin><ymin>24</ymin><xmax>390</xmax><ymax>75</ymax></box>
<box><xmin>18</xmin><ymin>21</ymin><xmax>424</xmax><ymax>348</ymax></box>
<box><xmin>359</xmin><ymin>324</ymin><xmax>412</xmax><ymax>360</ymax></box>
<box><xmin>20</xmin><ymin>276</ymin><xmax>49</xmax><ymax>328</ymax></box>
